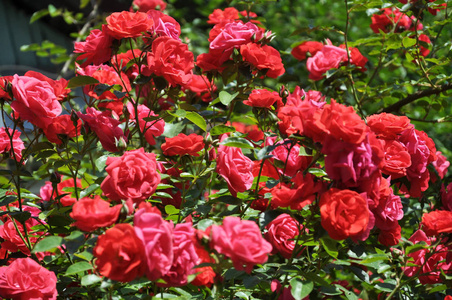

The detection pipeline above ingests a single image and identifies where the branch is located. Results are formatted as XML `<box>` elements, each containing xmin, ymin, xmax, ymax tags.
<box><xmin>380</xmin><ymin>83</ymin><xmax>452</xmax><ymax>113</ymax></box>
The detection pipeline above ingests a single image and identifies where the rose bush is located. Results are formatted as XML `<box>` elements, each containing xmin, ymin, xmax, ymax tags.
<box><xmin>0</xmin><ymin>0</ymin><xmax>451</xmax><ymax>299</ymax></box>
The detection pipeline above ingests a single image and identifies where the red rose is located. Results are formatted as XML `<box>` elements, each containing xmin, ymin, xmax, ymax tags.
<box><xmin>265</xmin><ymin>214</ymin><xmax>302</xmax><ymax>259</ymax></box>
<box><xmin>106</xmin><ymin>11</ymin><xmax>153</xmax><ymax>39</ymax></box>
<box><xmin>208</xmin><ymin>7</ymin><xmax>239</xmax><ymax>25</ymax></box>
<box><xmin>0</xmin><ymin>257</ymin><xmax>57</xmax><ymax>300</ymax></box>
<box><xmin>370</xmin><ymin>8</ymin><xmax>412</xmax><ymax>33</ymax></box>
<box><xmin>39</xmin><ymin>177</ymin><xmax>83</xmax><ymax>206</ymax></box>
<box><xmin>216</xmin><ymin>136</ymin><xmax>254</xmax><ymax>197</ymax></box>
<box><xmin>210</xmin><ymin>216</ymin><xmax>272</xmax><ymax>273</ymax></box>
<box><xmin>404</xmin><ymin>230</ymin><xmax>452</xmax><ymax>284</ymax></box>
<box><xmin>133</xmin><ymin>208</ymin><xmax>174</xmax><ymax>280</ymax></box>
<box><xmin>291</xmin><ymin>41</ymin><xmax>323</xmax><ymax>61</ymax></box>
<box><xmin>191</xmin><ymin>242</ymin><xmax>215</xmax><ymax>287</ymax></box>
<box><xmin>11</xmin><ymin>75</ymin><xmax>62</xmax><ymax>129</ymax></box>
<box><xmin>101</xmin><ymin>148</ymin><xmax>161</xmax><ymax>204</ymax></box>
<box><xmin>421</xmin><ymin>210</ymin><xmax>452</xmax><ymax>236</ymax></box>
<box><xmin>320</xmin><ymin>100</ymin><xmax>368</xmax><ymax>144</ymax></box>
<box><xmin>144</xmin><ymin>36</ymin><xmax>194</xmax><ymax>87</ymax></box>
<box><xmin>43</xmin><ymin>115</ymin><xmax>81</xmax><ymax>145</ymax></box>
<box><xmin>94</xmin><ymin>223</ymin><xmax>147</xmax><ymax>282</ymax></box>
<box><xmin>0</xmin><ymin>127</ymin><xmax>24</xmax><ymax>162</ymax></box>
<box><xmin>0</xmin><ymin>219</ymin><xmax>34</xmax><ymax>255</ymax></box>
<box><xmin>0</xmin><ymin>76</ymin><xmax>12</xmax><ymax>100</ymax></box>
<box><xmin>243</xmin><ymin>89</ymin><xmax>282</xmax><ymax>108</ymax></box>
<box><xmin>240</xmin><ymin>43</ymin><xmax>285</xmax><ymax>78</ymax></box>
<box><xmin>378</xmin><ymin>225</ymin><xmax>402</xmax><ymax>246</ymax></box>
<box><xmin>70</xmin><ymin>195</ymin><xmax>122</xmax><ymax>232</ymax></box>
<box><xmin>131</xmin><ymin>0</ymin><xmax>167</xmax><ymax>12</ymax></box>
<box><xmin>382</xmin><ymin>140</ymin><xmax>411</xmax><ymax>177</ymax></box>
<box><xmin>306</xmin><ymin>45</ymin><xmax>347</xmax><ymax>81</ymax></box>
<box><xmin>162</xmin><ymin>133</ymin><xmax>205</xmax><ymax>156</ymax></box>
<box><xmin>319</xmin><ymin>188</ymin><xmax>370</xmax><ymax>240</ymax></box>
<box><xmin>74</xmin><ymin>25</ymin><xmax>113</xmax><ymax>67</ymax></box>
<box><xmin>339</xmin><ymin>45</ymin><xmax>368</xmax><ymax>70</ymax></box>
<box><xmin>367</xmin><ymin>113</ymin><xmax>412</xmax><ymax>140</ymax></box>
<box><xmin>77</xmin><ymin>107</ymin><xmax>127</xmax><ymax>153</ymax></box>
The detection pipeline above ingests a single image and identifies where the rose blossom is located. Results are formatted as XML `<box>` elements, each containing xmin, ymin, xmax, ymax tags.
<box><xmin>94</xmin><ymin>223</ymin><xmax>147</xmax><ymax>282</ymax></box>
<box><xmin>209</xmin><ymin>21</ymin><xmax>263</xmax><ymax>52</ymax></box>
<box><xmin>210</xmin><ymin>216</ymin><xmax>272</xmax><ymax>273</ymax></box>
<box><xmin>134</xmin><ymin>208</ymin><xmax>174</xmax><ymax>280</ymax></box>
<box><xmin>217</xmin><ymin>135</ymin><xmax>254</xmax><ymax>197</ymax></box>
<box><xmin>43</xmin><ymin>115</ymin><xmax>81</xmax><ymax>145</ymax></box>
<box><xmin>421</xmin><ymin>210</ymin><xmax>452</xmax><ymax>236</ymax></box>
<box><xmin>101</xmin><ymin>148</ymin><xmax>161</xmax><ymax>204</ymax></box>
<box><xmin>319</xmin><ymin>188</ymin><xmax>370</xmax><ymax>240</ymax></box>
<box><xmin>144</xmin><ymin>36</ymin><xmax>194</xmax><ymax>87</ymax></box>
<box><xmin>0</xmin><ymin>257</ymin><xmax>57</xmax><ymax>300</ymax></box>
<box><xmin>39</xmin><ymin>177</ymin><xmax>82</xmax><ymax>206</ymax></box>
<box><xmin>243</xmin><ymin>89</ymin><xmax>282</xmax><ymax>108</ymax></box>
<box><xmin>131</xmin><ymin>0</ymin><xmax>167</xmax><ymax>12</ymax></box>
<box><xmin>208</xmin><ymin>7</ymin><xmax>239</xmax><ymax>25</ymax></box>
<box><xmin>161</xmin><ymin>133</ymin><xmax>205</xmax><ymax>156</ymax></box>
<box><xmin>127</xmin><ymin>103</ymin><xmax>165</xmax><ymax>146</ymax></box>
<box><xmin>265</xmin><ymin>214</ymin><xmax>302</xmax><ymax>259</ymax></box>
<box><xmin>404</xmin><ymin>230</ymin><xmax>452</xmax><ymax>284</ymax></box>
<box><xmin>106</xmin><ymin>11</ymin><xmax>154</xmax><ymax>39</ymax></box>
<box><xmin>306</xmin><ymin>45</ymin><xmax>347</xmax><ymax>81</ymax></box>
<box><xmin>160</xmin><ymin>223</ymin><xmax>199</xmax><ymax>287</ymax></box>
<box><xmin>70</xmin><ymin>195</ymin><xmax>122</xmax><ymax>232</ymax></box>
<box><xmin>74</xmin><ymin>25</ymin><xmax>113</xmax><ymax>67</ymax></box>
<box><xmin>291</xmin><ymin>41</ymin><xmax>323</xmax><ymax>61</ymax></box>
<box><xmin>11</xmin><ymin>75</ymin><xmax>62</xmax><ymax>129</ymax></box>
<box><xmin>147</xmin><ymin>10</ymin><xmax>181</xmax><ymax>40</ymax></box>
<box><xmin>240</xmin><ymin>43</ymin><xmax>285</xmax><ymax>78</ymax></box>
<box><xmin>0</xmin><ymin>127</ymin><xmax>24</xmax><ymax>161</ymax></box>
<box><xmin>77</xmin><ymin>107</ymin><xmax>127</xmax><ymax>153</ymax></box>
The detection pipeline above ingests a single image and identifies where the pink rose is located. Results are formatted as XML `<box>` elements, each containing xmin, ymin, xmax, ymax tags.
<box><xmin>11</xmin><ymin>75</ymin><xmax>62</xmax><ymax>129</ymax></box>
<box><xmin>0</xmin><ymin>257</ymin><xmax>57</xmax><ymax>300</ymax></box>
<box><xmin>160</xmin><ymin>223</ymin><xmax>199</xmax><ymax>287</ymax></box>
<box><xmin>77</xmin><ymin>107</ymin><xmax>127</xmax><ymax>153</ymax></box>
<box><xmin>216</xmin><ymin>136</ymin><xmax>254</xmax><ymax>196</ymax></box>
<box><xmin>134</xmin><ymin>208</ymin><xmax>174</xmax><ymax>280</ymax></box>
<box><xmin>0</xmin><ymin>127</ymin><xmax>24</xmax><ymax>162</ymax></box>
<box><xmin>209</xmin><ymin>21</ymin><xmax>263</xmax><ymax>52</ymax></box>
<box><xmin>306</xmin><ymin>45</ymin><xmax>347</xmax><ymax>81</ymax></box>
<box><xmin>210</xmin><ymin>216</ymin><xmax>272</xmax><ymax>273</ymax></box>
<box><xmin>127</xmin><ymin>103</ymin><xmax>165</xmax><ymax>145</ymax></box>
<box><xmin>265</xmin><ymin>214</ymin><xmax>302</xmax><ymax>259</ymax></box>
<box><xmin>101</xmin><ymin>148</ymin><xmax>161</xmax><ymax>204</ymax></box>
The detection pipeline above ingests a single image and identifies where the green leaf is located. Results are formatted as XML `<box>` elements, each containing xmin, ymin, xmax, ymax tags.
<box><xmin>186</xmin><ymin>112</ymin><xmax>207</xmax><ymax>132</ymax></box>
<box><xmin>165</xmin><ymin>205</ymin><xmax>180</xmax><ymax>215</ymax></box>
<box><xmin>402</xmin><ymin>36</ymin><xmax>417</xmax><ymax>48</ymax></box>
<box><xmin>219</xmin><ymin>91</ymin><xmax>239</xmax><ymax>106</ymax></box>
<box><xmin>95</xmin><ymin>155</ymin><xmax>109</xmax><ymax>171</ymax></box>
<box><xmin>210</xmin><ymin>125</ymin><xmax>236</xmax><ymax>136</ymax></box>
<box><xmin>66</xmin><ymin>261</ymin><xmax>93</xmax><ymax>275</ymax></box>
<box><xmin>30</xmin><ymin>9</ymin><xmax>49</xmax><ymax>24</ymax></box>
<box><xmin>32</xmin><ymin>236</ymin><xmax>63</xmax><ymax>253</ymax></box>
<box><xmin>359</xmin><ymin>254</ymin><xmax>389</xmax><ymax>265</ymax></box>
<box><xmin>290</xmin><ymin>278</ymin><xmax>314</xmax><ymax>300</ymax></box>
<box><xmin>9</xmin><ymin>211</ymin><xmax>31</xmax><ymax>223</ymax></box>
<box><xmin>80</xmin><ymin>0</ymin><xmax>90</xmax><ymax>8</ymax></box>
<box><xmin>320</xmin><ymin>237</ymin><xmax>338</xmax><ymax>259</ymax></box>
<box><xmin>67</xmin><ymin>76</ymin><xmax>100</xmax><ymax>88</ymax></box>
<box><xmin>429</xmin><ymin>284</ymin><xmax>447</xmax><ymax>294</ymax></box>
<box><xmin>81</xmin><ymin>274</ymin><xmax>102</xmax><ymax>286</ymax></box>
<box><xmin>406</xmin><ymin>242</ymin><xmax>428</xmax><ymax>255</ymax></box>
<box><xmin>48</xmin><ymin>4</ymin><xmax>58</xmax><ymax>17</ymax></box>
<box><xmin>79</xmin><ymin>184</ymin><xmax>100</xmax><ymax>198</ymax></box>
<box><xmin>220</xmin><ymin>137</ymin><xmax>254</xmax><ymax>149</ymax></box>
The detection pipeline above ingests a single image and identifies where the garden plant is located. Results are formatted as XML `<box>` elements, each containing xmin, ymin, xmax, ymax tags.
<box><xmin>1</xmin><ymin>0</ymin><xmax>452</xmax><ymax>299</ymax></box>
